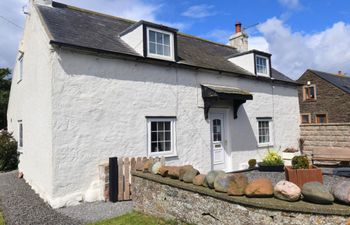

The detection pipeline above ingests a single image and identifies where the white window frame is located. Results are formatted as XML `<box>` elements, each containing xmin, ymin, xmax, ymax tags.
<box><xmin>146</xmin><ymin>27</ymin><xmax>174</xmax><ymax>61</ymax></box>
<box><xmin>255</xmin><ymin>55</ymin><xmax>269</xmax><ymax>76</ymax></box>
<box><xmin>18</xmin><ymin>54</ymin><xmax>24</xmax><ymax>83</ymax></box>
<box><xmin>257</xmin><ymin>118</ymin><xmax>273</xmax><ymax>147</ymax></box>
<box><xmin>18</xmin><ymin>120</ymin><xmax>23</xmax><ymax>150</ymax></box>
<box><xmin>147</xmin><ymin>117</ymin><xmax>177</xmax><ymax>157</ymax></box>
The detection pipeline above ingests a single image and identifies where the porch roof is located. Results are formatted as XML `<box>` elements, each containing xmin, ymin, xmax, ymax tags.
<box><xmin>201</xmin><ymin>84</ymin><xmax>253</xmax><ymax>119</ymax></box>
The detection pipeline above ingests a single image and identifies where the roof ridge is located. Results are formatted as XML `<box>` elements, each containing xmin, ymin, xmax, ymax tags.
<box><xmin>52</xmin><ymin>1</ymin><xmax>236</xmax><ymax>51</ymax></box>
<box><xmin>309</xmin><ymin>69</ymin><xmax>350</xmax><ymax>79</ymax></box>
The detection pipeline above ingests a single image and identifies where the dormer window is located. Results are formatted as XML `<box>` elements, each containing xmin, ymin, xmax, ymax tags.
<box><xmin>147</xmin><ymin>27</ymin><xmax>174</xmax><ymax>60</ymax></box>
<box><xmin>256</xmin><ymin>55</ymin><xmax>268</xmax><ymax>75</ymax></box>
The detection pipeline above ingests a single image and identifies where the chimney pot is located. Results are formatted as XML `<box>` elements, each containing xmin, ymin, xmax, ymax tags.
<box><xmin>235</xmin><ymin>22</ymin><xmax>242</xmax><ymax>33</ymax></box>
<box><xmin>338</xmin><ymin>70</ymin><xmax>342</xmax><ymax>75</ymax></box>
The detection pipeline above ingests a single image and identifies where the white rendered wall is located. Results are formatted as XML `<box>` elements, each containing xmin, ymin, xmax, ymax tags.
<box><xmin>120</xmin><ymin>25</ymin><xmax>144</xmax><ymax>56</ymax></box>
<box><xmin>7</xmin><ymin>5</ymin><xmax>54</xmax><ymax>202</ymax></box>
<box><xmin>228</xmin><ymin>53</ymin><xmax>255</xmax><ymax>74</ymax></box>
<box><xmin>49</xmin><ymin>48</ymin><xmax>300</xmax><ymax>207</ymax></box>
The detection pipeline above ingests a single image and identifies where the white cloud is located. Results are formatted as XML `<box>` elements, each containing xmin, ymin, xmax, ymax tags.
<box><xmin>249</xmin><ymin>36</ymin><xmax>269</xmax><ymax>52</ymax></box>
<box><xmin>182</xmin><ymin>4</ymin><xmax>216</xmax><ymax>18</ymax></box>
<box><xmin>278</xmin><ymin>0</ymin><xmax>300</xmax><ymax>9</ymax></box>
<box><xmin>253</xmin><ymin>17</ymin><xmax>350</xmax><ymax>79</ymax></box>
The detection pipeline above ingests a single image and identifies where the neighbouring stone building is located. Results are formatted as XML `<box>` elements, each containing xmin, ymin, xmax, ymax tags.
<box><xmin>297</xmin><ymin>69</ymin><xmax>350</xmax><ymax>124</ymax></box>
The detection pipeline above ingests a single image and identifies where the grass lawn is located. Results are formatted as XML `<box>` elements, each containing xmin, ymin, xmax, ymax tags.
<box><xmin>90</xmin><ymin>211</ymin><xmax>191</xmax><ymax>225</ymax></box>
<box><xmin>0</xmin><ymin>211</ymin><xmax>4</xmax><ymax>225</ymax></box>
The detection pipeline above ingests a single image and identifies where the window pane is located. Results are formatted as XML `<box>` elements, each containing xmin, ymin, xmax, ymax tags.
<box><xmin>165</xmin><ymin>142</ymin><xmax>171</xmax><ymax>151</ymax></box>
<box><xmin>165</xmin><ymin>122</ymin><xmax>170</xmax><ymax>130</ymax></box>
<box><xmin>164</xmin><ymin>34</ymin><xmax>170</xmax><ymax>45</ymax></box>
<box><xmin>158</xmin><ymin>132</ymin><xmax>164</xmax><ymax>141</ymax></box>
<box><xmin>258</xmin><ymin>120</ymin><xmax>270</xmax><ymax>144</ymax></box>
<box><xmin>151</xmin><ymin>142</ymin><xmax>157</xmax><ymax>152</ymax></box>
<box><xmin>158</xmin><ymin>142</ymin><xmax>165</xmax><ymax>152</ymax></box>
<box><xmin>164</xmin><ymin>45</ymin><xmax>170</xmax><ymax>56</ymax></box>
<box><xmin>156</xmin><ymin>44</ymin><xmax>163</xmax><ymax>55</ymax></box>
<box><xmin>156</xmin><ymin>32</ymin><xmax>163</xmax><ymax>43</ymax></box>
<box><xmin>149</xmin><ymin>30</ymin><xmax>156</xmax><ymax>42</ymax></box>
<box><xmin>19</xmin><ymin>123</ymin><xmax>23</xmax><ymax>147</ymax></box>
<box><xmin>149</xmin><ymin>42</ymin><xmax>156</xmax><ymax>54</ymax></box>
<box><xmin>151</xmin><ymin>122</ymin><xmax>157</xmax><ymax>131</ymax></box>
<box><xmin>151</xmin><ymin>132</ymin><xmax>157</xmax><ymax>142</ymax></box>
<box><xmin>165</xmin><ymin>131</ymin><xmax>171</xmax><ymax>141</ymax></box>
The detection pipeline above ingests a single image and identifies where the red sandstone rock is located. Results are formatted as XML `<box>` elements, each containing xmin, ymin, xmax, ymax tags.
<box><xmin>226</xmin><ymin>173</ymin><xmax>248</xmax><ymax>196</ymax></box>
<box><xmin>244</xmin><ymin>178</ymin><xmax>273</xmax><ymax>197</ymax></box>
<box><xmin>193</xmin><ymin>174</ymin><xmax>206</xmax><ymax>186</ymax></box>
<box><xmin>179</xmin><ymin>165</ymin><xmax>193</xmax><ymax>181</ymax></box>
<box><xmin>159</xmin><ymin>166</ymin><xmax>170</xmax><ymax>177</ymax></box>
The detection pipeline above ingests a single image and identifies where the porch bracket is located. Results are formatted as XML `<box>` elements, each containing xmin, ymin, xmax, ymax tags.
<box><xmin>233</xmin><ymin>100</ymin><xmax>246</xmax><ymax>119</ymax></box>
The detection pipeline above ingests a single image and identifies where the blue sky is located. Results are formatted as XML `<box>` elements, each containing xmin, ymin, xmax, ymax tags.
<box><xmin>1</xmin><ymin>0</ymin><xmax>350</xmax><ymax>79</ymax></box>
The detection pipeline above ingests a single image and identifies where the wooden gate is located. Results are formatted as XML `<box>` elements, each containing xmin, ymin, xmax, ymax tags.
<box><xmin>106</xmin><ymin>156</ymin><xmax>164</xmax><ymax>202</ymax></box>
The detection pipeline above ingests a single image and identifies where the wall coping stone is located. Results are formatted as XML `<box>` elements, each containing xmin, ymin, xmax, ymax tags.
<box><xmin>132</xmin><ymin>171</ymin><xmax>350</xmax><ymax>216</ymax></box>
<box><xmin>300</xmin><ymin>123</ymin><xmax>350</xmax><ymax>127</ymax></box>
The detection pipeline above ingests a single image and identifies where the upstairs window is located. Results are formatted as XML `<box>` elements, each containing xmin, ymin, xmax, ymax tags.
<box><xmin>303</xmin><ymin>85</ymin><xmax>316</xmax><ymax>101</ymax></box>
<box><xmin>256</xmin><ymin>55</ymin><xmax>268</xmax><ymax>75</ymax></box>
<box><xmin>18</xmin><ymin>54</ymin><xmax>24</xmax><ymax>82</ymax></box>
<box><xmin>147</xmin><ymin>117</ymin><xmax>176</xmax><ymax>157</ymax></box>
<box><xmin>147</xmin><ymin>28</ymin><xmax>173</xmax><ymax>60</ymax></box>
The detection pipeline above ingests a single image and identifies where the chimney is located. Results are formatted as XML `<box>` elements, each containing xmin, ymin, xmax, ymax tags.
<box><xmin>338</xmin><ymin>70</ymin><xmax>343</xmax><ymax>76</ymax></box>
<box><xmin>229</xmin><ymin>21</ymin><xmax>248</xmax><ymax>52</ymax></box>
<box><xmin>31</xmin><ymin>0</ymin><xmax>52</xmax><ymax>6</ymax></box>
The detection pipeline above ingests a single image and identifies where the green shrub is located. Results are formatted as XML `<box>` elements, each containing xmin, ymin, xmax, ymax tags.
<box><xmin>291</xmin><ymin>155</ymin><xmax>309</xmax><ymax>169</ymax></box>
<box><xmin>261</xmin><ymin>150</ymin><xmax>284</xmax><ymax>166</ymax></box>
<box><xmin>0</xmin><ymin>131</ymin><xmax>19</xmax><ymax>171</ymax></box>
<box><xmin>248</xmin><ymin>159</ymin><xmax>257</xmax><ymax>168</ymax></box>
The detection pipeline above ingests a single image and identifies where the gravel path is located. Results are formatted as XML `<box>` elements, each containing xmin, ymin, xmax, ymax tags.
<box><xmin>57</xmin><ymin>201</ymin><xmax>133</xmax><ymax>224</ymax></box>
<box><xmin>0</xmin><ymin>171</ymin><xmax>82</xmax><ymax>225</ymax></box>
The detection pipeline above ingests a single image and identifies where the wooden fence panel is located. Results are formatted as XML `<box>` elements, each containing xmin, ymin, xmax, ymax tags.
<box><xmin>109</xmin><ymin>156</ymin><xmax>165</xmax><ymax>201</ymax></box>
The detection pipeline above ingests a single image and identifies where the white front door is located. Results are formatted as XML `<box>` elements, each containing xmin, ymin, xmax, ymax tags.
<box><xmin>210</xmin><ymin>111</ymin><xmax>227</xmax><ymax>171</ymax></box>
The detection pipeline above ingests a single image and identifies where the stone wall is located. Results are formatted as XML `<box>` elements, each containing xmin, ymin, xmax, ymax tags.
<box><xmin>298</xmin><ymin>70</ymin><xmax>350</xmax><ymax>123</ymax></box>
<box><xmin>300</xmin><ymin>123</ymin><xmax>350</xmax><ymax>153</ymax></box>
<box><xmin>132</xmin><ymin>172</ymin><xmax>350</xmax><ymax>225</ymax></box>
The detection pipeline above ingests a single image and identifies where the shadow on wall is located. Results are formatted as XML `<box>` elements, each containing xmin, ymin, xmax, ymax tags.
<box><xmin>231</xmin><ymin>105</ymin><xmax>258</xmax><ymax>152</ymax></box>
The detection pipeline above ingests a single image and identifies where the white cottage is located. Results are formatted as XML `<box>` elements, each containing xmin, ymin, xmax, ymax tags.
<box><xmin>7</xmin><ymin>0</ymin><xmax>300</xmax><ymax>208</ymax></box>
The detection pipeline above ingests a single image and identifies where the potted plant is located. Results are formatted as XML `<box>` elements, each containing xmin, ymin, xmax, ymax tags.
<box><xmin>248</xmin><ymin>159</ymin><xmax>257</xmax><ymax>169</ymax></box>
<box><xmin>285</xmin><ymin>155</ymin><xmax>323</xmax><ymax>187</ymax></box>
<box><xmin>258</xmin><ymin>150</ymin><xmax>285</xmax><ymax>172</ymax></box>
<box><xmin>282</xmin><ymin>147</ymin><xmax>299</xmax><ymax>166</ymax></box>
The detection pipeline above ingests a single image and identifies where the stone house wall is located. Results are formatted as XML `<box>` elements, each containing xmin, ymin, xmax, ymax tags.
<box><xmin>298</xmin><ymin>70</ymin><xmax>350</xmax><ymax>123</ymax></box>
<box><xmin>300</xmin><ymin>123</ymin><xmax>350</xmax><ymax>153</ymax></box>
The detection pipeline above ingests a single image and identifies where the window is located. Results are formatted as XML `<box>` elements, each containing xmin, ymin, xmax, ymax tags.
<box><xmin>256</xmin><ymin>55</ymin><xmax>268</xmax><ymax>75</ymax></box>
<box><xmin>147</xmin><ymin>117</ymin><xmax>176</xmax><ymax>156</ymax></box>
<box><xmin>316</xmin><ymin>114</ymin><xmax>327</xmax><ymax>124</ymax></box>
<box><xmin>147</xmin><ymin>28</ymin><xmax>173</xmax><ymax>60</ymax></box>
<box><xmin>303</xmin><ymin>85</ymin><xmax>316</xmax><ymax>101</ymax></box>
<box><xmin>18</xmin><ymin>54</ymin><xmax>24</xmax><ymax>82</ymax></box>
<box><xmin>18</xmin><ymin>121</ymin><xmax>23</xmax><ymax>148</ymax></box>
<box><xmin>257</xmin><ymin>118</ymin><xmax>273</xmax><ymax>146</ymax></box>
<box><xmin>212</xmin><ymin>119</ymin><xmax>222</xmax><ymax>142</ymax></box>
<box><xmin>301</xmin><ymin>114</ymin><xmax>311</xmax><ymax>124</ymax></box>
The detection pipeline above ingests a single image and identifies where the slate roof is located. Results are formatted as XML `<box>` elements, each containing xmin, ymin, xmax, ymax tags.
<box><xmin>36</xmin><ymin>1</ymin><xmax>295</xmax><ymax>84</ymax></box>
<box><xmin>309</xmin><ymin>70</ymin><xmax>350</xmax><ymax>94</ymax></box>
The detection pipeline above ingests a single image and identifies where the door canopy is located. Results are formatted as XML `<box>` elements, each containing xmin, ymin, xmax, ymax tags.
<box><xmin>201</xmin><ymin>84</ymin><xmax>253</xmax><ymax>119</ymax></box>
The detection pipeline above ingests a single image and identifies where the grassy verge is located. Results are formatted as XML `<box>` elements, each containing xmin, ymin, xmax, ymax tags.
<box><xmin>0</xmin><ymin>211</ymin><xmax>4</xmax><ymax>225</ymax></box>
<box><xmin>90</xmin><ymin>211</ymin><xmax>191</xmax><ymax>225</ymax></box>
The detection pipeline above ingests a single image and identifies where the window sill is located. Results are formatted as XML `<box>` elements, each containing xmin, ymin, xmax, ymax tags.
<box><xmin>257</xmin><ymin>143</ymin><xmax>274</xmax><ymax>148</ymax></box>
<box><xmin>149</xmin><ymin>152</ymin><xmax>177</xmax><ymax>158</ymax></box>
